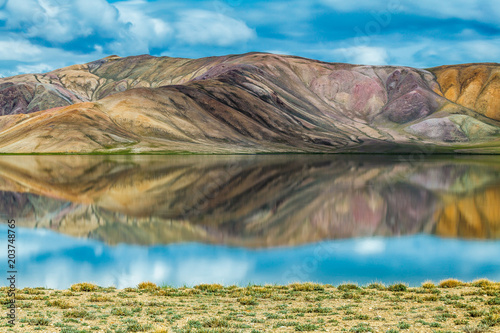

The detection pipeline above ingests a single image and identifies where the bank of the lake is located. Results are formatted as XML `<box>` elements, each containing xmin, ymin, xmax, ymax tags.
<box><xmin>2</xmin><ymin>280</ymin><xmax>500</xmax><ymax>333</ymax></box>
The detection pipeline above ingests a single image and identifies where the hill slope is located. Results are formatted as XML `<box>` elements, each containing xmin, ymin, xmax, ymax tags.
<box><xmin>0</xmin><ymin>53</ymin><xmax>499</xmax><ymax>153</ymax></box>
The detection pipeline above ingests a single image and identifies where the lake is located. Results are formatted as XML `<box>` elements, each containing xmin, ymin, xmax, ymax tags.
<box><xmin>1</xmin><ymin>154</ymin><xmax>499</xmax><ymax>289</ymax></box>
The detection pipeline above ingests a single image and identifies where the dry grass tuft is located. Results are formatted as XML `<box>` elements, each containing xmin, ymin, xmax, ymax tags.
<box><xmin>137</xmin><ymin>281</ymin><xmax>159</xmax><ymax>291</ymax></box>
<box><xmin>367</xmin><ymin>283</ymin><xmax>385</xmax><ymax>290</ymax></box>
<box><xmin>422</xmin><ymin>281</ymin><xmax>436</xmax><ymax>289</ymax></box>
<box><xmin>387</xmin><ymin>283</ymin><xmax>408</xmax><ymax>292</ymax></box>
<box><xmin>238</xmin><ymin>296</ymin><xmax>258</xmax><ymax>305</ymax></box>
<box><xmin>337</xmin><ymin>283</ymin><xmax>360</xmax><ymax>291</ymax></box>
<box><xmin>45</xmin><ymin>299</ymin><xmax>72</xmax><ymax>309</ymax></box>
<box><xmin>290</xmin><ymin>282</ymin><xmax>324</xmax><ymax>292</ymax></box>
<box><xmin>70</xmin><ymin>282</ymin><xmax>98</xmax><ymax>292</ymax></box>
<box><xmin>472</xmin><ymin>279</ymin><xmax>494</xmax><ymax>288</ymax></box>
<box><xmin>194</xmin><ymin>283</ymin><xmax>224</xmax><ymax>292</ymax></box>
<box><xmin>439</xmin><ymin>279</ymin><xmax>465</xmax><ymax>288</ymax></box>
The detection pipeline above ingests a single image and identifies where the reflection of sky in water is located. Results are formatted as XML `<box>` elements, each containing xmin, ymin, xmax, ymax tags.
<box><xmin>3</xmin><ymin>226</ymin><xmax>500</xmax><ymax>289</ymax></box>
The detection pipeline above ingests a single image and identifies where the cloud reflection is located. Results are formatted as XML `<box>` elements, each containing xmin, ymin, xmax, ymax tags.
<box><xmin>6</xmin><ymin>226</ymin><xmax>500</xmax><ymax>289</ymax></box>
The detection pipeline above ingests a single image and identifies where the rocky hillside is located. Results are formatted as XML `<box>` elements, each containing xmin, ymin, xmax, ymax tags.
<box><xmin>0</xmin><ymin>53</ymin><xmax>499</xmax><ymax>153</ymax></box>
<box><xmin>429</xmin><ymin>63</ymin><xmax>500</xmax><ymax>120</ymax></box>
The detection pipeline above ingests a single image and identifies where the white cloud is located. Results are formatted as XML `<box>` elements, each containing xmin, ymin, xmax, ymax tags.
<box><xmin>462</xmin><ymin>39</ymin><xmax>500</xmax><ymax>59</ymax></box>
<box><xmin>385</xmin><ymin>36</ymin><xmax>500</xmax><ymax>67</ymax></box>
<box><xmin>243</xmin><ymin>0</ymin><xmax>316</xmax><ymax>24</ymax></box>
<box><xmin>355</xmin><ymin>238</ymin><xmax>386</xmax><ymax>255</ymax></box>
<box><xmin>0</xmin><ymin>0</ymin><xmax>255</xmax><ymax>58</ymax></box>
<box><xmin>403</xmin><ymin>1</ymin><xmax>500</xmax><ymax>26</ymax></box>
<box><xmin>320</xmin><ymin>0</ymin><xmax>500</xmax><ymax>27</ymax></box>
<box><xmin>0</xmin><ymin>39</ymin><xmax>43</xmax><ymax>60</ymax></box>
<box><xmin>175</xmin><ymin>10</ymin><xmax>255</xmax><ymax>46</ymax></box>
<box><xmin>0</xmin><ymin>0</ymin><xmax>172</xmax><ymax>52</ymax></box>
<box><xmin>114</xmin><ymin>0</ymin><xmax>173</xmax><ymax>50</ymax></box>
<box><xmin>3</xmin><ymin>0</ymin><xmax>113</xmax><ymax>43</ymax></box>
<box><xmin>263</xmin><ymin>50</ymin><xmax>291</xmax><ymax>55</ymax></box>
<box><xmin>15</xmin><ymin>63</ymin><xmax>53</xmax><ymax>74</ymax></box>
<box><xmin>0</xmin><ymin>0</ymin><xmax>497</xmax><ymax>76</ymax></box>
<box><xmin>0</xmin><ymin>36</ymin><xmax>105</xmax><ymax>76</ymax></box>
<box><xmin>332</xmin><ymin>45</ymin><xmax>389</xmax><ymax>65</ymax></box>
<box><xmin>303</xmin><ymin>33</ymin><xmax>500</xmax><ymax>68</ymax></box>
<box><xmin>320</xmin><ymin>0</ymin><xmax>388</xmax><ymax>12</ymax></box>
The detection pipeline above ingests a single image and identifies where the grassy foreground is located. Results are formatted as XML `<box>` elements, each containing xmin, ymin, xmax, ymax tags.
<box><xmin>1</xmin><ymin>280</ymin><xmax>500</xmax><ymax>333</ymax></box>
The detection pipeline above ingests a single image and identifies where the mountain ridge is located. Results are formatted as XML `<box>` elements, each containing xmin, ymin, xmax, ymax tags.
<box><xmin>0</xmin><ymin>53</ymin><xmax>499</xmax><ymax>153</ymax></box>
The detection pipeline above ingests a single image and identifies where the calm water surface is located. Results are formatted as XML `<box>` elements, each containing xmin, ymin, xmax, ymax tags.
<box><xmin>0</xmin><ymin>155</ymin><xmax>499</xmax><ymax>288</ymax></box>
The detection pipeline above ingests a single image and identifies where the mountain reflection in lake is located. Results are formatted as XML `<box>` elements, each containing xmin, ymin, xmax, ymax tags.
<box><xmin>1</xmin><ymin>155</ymin><xmax>499</xmax><ymax>288</ymax></box>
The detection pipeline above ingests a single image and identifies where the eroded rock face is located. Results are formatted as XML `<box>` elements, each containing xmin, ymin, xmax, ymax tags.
<box><xmin>381</xmin><ymin>69</ymin><xmax>443</xmax><ymax>124</ymax></box>
<box><xmin>430</xmin><ymin>63</ymin><xmax>500</xmax><ymax>120</ymax></box>
<box><xmin>310</xmin><ymin>68</ymin><xmax>387</xmax><ymax>121</ymax></box>
<box><xmin>0</xmin><ymin>83</ymin><xmax>35</xmax><ymax>116</ymax></box>
<box><xmin>0</xmin><ymin>53</ymin><xmax>498</xmax><ymax>153</ymax></box>
<box><xmin>0</xmin><ymin>81</ymin><xmax>80</xmax><ymax>116</ymax></box>
<box><xmin>406</xmin><ymin>118</ymin><xmax>469</xmax><ymax>142</ymax></box>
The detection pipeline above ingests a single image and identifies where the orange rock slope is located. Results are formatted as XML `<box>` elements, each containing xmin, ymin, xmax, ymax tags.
<box><xmin>430</xmin><ymin>63</ymin><xmax>500</xmax><ymax>120</ymax></box>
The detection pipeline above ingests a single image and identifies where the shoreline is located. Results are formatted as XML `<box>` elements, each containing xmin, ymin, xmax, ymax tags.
<box><xmin>2</xmin><ymin>280</ymin><xmax>499</xmax><ymax>332</ymax></box>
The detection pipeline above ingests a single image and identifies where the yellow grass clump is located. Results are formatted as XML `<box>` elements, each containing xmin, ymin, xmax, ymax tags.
<box><xmin>137</xmin><ymin>281</ymin><xmax>159</xmax><ymax>291</ymax></box>
<box><xmin>438</xmin><ymin>279</ymin><xmax>465</xmax><ymax>288</ymax></box>
<box><xmin>289</xmin><ymin>282</ymin><xmax>324</xmax><ymax>291</ymax></box>
<box><xmin>422</xmin><ymin>281</ymin><xmax>436</xmax><ymax>289</ymax></box>
<box><xmin>70</xmin><ymin>282</ymin><xmax>98</xmax><ymax>292</ymax></box>
<box><xmin>472</xmin><ymin>279</ymin><xmax>494</xmax><ymax>288</ymax></box>
<box><xmin>194</xmin><ymin>283</ymin><xmax>224</xmax><ymax>292</ymax></box>
<box><xmin>45</xmin><ymin>299</ymin><xmax>72</xmax><ymax>309</ymax></box>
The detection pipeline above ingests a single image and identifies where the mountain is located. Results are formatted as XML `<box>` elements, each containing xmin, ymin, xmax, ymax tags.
<box><xmin>0</xmin><ymin>53</ymin><xmax>499</xmax><ymax>153</ymax></box>
<box><xmin>1</xmin><ymin>155</ymin><xmax>499</xmax><ymax>247</ymax></box>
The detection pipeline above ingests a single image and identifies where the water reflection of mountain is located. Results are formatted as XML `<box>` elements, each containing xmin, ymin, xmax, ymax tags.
<box><xmin>0</xmin><ymin>155</ymin><xmax>499</xmax><ymax>247</ymax></box>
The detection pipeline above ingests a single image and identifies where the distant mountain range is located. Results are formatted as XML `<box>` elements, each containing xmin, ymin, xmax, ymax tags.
<box><xmin>0</xmin><ymin>53</ymin><xmax>499</xmax><ymax>153</ymax></box>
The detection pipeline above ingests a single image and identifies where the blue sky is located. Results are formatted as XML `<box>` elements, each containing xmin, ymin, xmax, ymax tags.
<box><xmin>0</xmin><ymin>0</ymin><xmax>499</xmax><ymax>76</ymax></box>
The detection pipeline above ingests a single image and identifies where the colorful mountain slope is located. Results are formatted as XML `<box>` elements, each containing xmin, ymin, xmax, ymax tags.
<box><xmin>0</xmin><ymin>53</ymin><xmax>498</xmax><ymax>153</ymax></box>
